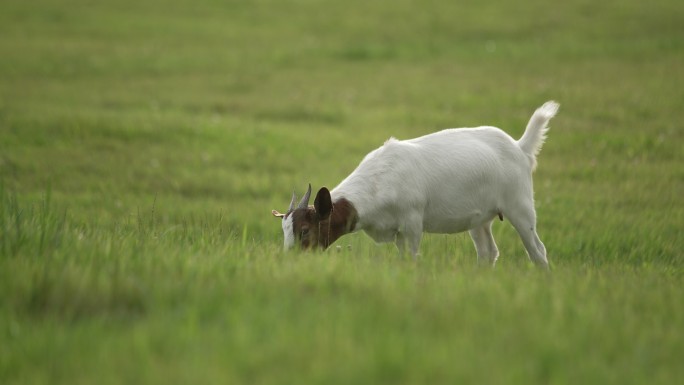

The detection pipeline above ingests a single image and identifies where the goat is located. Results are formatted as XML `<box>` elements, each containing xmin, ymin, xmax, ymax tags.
<box><xmin>272</xmin><ymin>101</ymin><xmax>559</xmax><ymax>268</ymax></box>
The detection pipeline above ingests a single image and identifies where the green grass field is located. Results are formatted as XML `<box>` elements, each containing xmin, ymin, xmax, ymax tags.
<box><xmin>1</xmin><ymin>0</ymin><xmax>683</xmax><ymax>384</ymax></box>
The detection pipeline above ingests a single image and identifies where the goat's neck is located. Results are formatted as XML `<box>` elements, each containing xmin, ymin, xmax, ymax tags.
<box><xmin>320</xmin><ymin>198</ymin><xmax>358</xmax><ymax>248</ymax></box>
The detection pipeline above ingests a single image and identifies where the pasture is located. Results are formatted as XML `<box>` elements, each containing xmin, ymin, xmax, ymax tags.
<box><xmin>1</xmin><ymin>0</ymin><xmax>683</xmax><ymax>384</ymax></box>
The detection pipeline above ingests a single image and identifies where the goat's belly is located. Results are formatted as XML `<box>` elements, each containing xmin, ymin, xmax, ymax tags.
<box><xmin>423</xmin><ymin>210</ymin><xmax>495</xmax><ymax>234</ymax></box>
<box><xmin>423</xmin><ymin>220</ymin><xmax>471</xmax><ymax>234</ymax></box>
<box><xmin>363</xmin><ymin>227</ymin><xmax>397</xmax><ymax>243</ymax></box>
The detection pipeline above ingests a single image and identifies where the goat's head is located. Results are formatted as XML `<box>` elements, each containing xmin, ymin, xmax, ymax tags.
<box><xmin>272</xmin><ymin>184</ymin><xmax>333</xmax><ymax>251</ymax></box>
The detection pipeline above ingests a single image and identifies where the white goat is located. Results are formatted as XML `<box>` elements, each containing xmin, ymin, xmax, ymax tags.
<box><xmin>272</xmin><ymin>101</ymin><xmax>559</xmax><ymax>268</ymax></box>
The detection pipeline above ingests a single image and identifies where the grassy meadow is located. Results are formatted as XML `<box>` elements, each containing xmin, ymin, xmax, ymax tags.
<box><xmin>1</xmin><ymin>0</ymin><xmax>683</xmax><ymax>383</ymax></box>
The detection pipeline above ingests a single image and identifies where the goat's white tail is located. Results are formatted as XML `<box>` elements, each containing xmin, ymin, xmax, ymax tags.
<box><xmin>517</xmin><ymin>101</ymin><xmax>559</xmax><ymax>170</ymax></box>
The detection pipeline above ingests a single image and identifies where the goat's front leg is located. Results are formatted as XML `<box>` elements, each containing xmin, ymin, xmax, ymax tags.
<box><xmin>407</xmin><ymin>234</ymin><xmax>422</xmax><ymax>260</ymax></box>
<box><xmin>395</xmin><ymin>232</ymin><xmax>422</xmax><ymax>258</ymax></box>
<box><xmin>392</xmin><ymin>212</ymin><xmax>424</xmax><ymax>259</ymax></box>
<box><xmin>404</xmin><ymin>217</ymin><xmax>423</xmax><ymax>260</ymax></box>
<box><xmin>394</xmin><ymin>232</ymin><xmax>407</xmax><ymax>256</ymax></box>
<box><xmin>396</xmin><ymin>231</ymin><xmax>422</xmax><ymax>259</ymax></box>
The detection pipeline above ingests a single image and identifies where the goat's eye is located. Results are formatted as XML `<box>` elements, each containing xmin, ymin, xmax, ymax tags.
<box><xmin>301</xmin><ymin>228</ymin><xmax>309</xmax><ymax>237</ymax></box>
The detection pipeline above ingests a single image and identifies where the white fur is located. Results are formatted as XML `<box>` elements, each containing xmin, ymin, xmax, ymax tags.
<box><xmin>331</xmin><ymin>101</ymin><xmax>559</xmax><ymax>268</ymax></box>
<box><xmin>282</xmin><ymin>214</ymin><xmax>295</xmax><ymax>250</ymax></box>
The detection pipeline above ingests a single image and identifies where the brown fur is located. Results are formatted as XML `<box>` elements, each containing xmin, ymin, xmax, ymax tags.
<box><xmin>289</xmin><ymin>198</ymin><xmax>358</xmax><ymax>250</ymax></box>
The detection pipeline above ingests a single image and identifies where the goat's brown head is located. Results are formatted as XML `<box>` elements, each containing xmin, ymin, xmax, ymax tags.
<box><xmin>272</xmin><ymin>184</ymin><xmax>333</xmax><ymax>251</ymax></box>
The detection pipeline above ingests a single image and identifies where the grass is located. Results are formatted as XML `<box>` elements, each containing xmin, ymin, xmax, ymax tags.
<box><xmin>1</xmin><ymin>0</ymin><xmax>683</xmax><ymax>384</ymax></box>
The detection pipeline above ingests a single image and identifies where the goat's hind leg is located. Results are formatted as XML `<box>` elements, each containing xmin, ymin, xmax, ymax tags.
<box><xmin>506</xmin><ymin>202</ymin><xmax>549</xmax><ymax>270</ymax></box>
<box><xmin>469</xmin><ymin>219</ymin><xmax>499</xmax><ymax>267</ymax></box>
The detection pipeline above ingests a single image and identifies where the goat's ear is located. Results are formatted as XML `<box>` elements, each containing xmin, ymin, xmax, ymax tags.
<box><xmin>272</xmin><ymin>210</ymin><xmax>285</xmax><ymax>218</ymax></box>
<box><xmin>314</xmin><ymin>187</ymin><xmax>332</xmax><ymax>220</ymax></box>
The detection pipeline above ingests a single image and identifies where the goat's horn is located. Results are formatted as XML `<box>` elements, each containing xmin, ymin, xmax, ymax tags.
<box><xmin>298</xmin><ymin>183</ymin><xmax>312</xmax><ymax>209</ymax></box>
<box><xmin>288</xmin><ymin>190</ymin><xmax>297</xmax><ymax>212</ymax></box>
